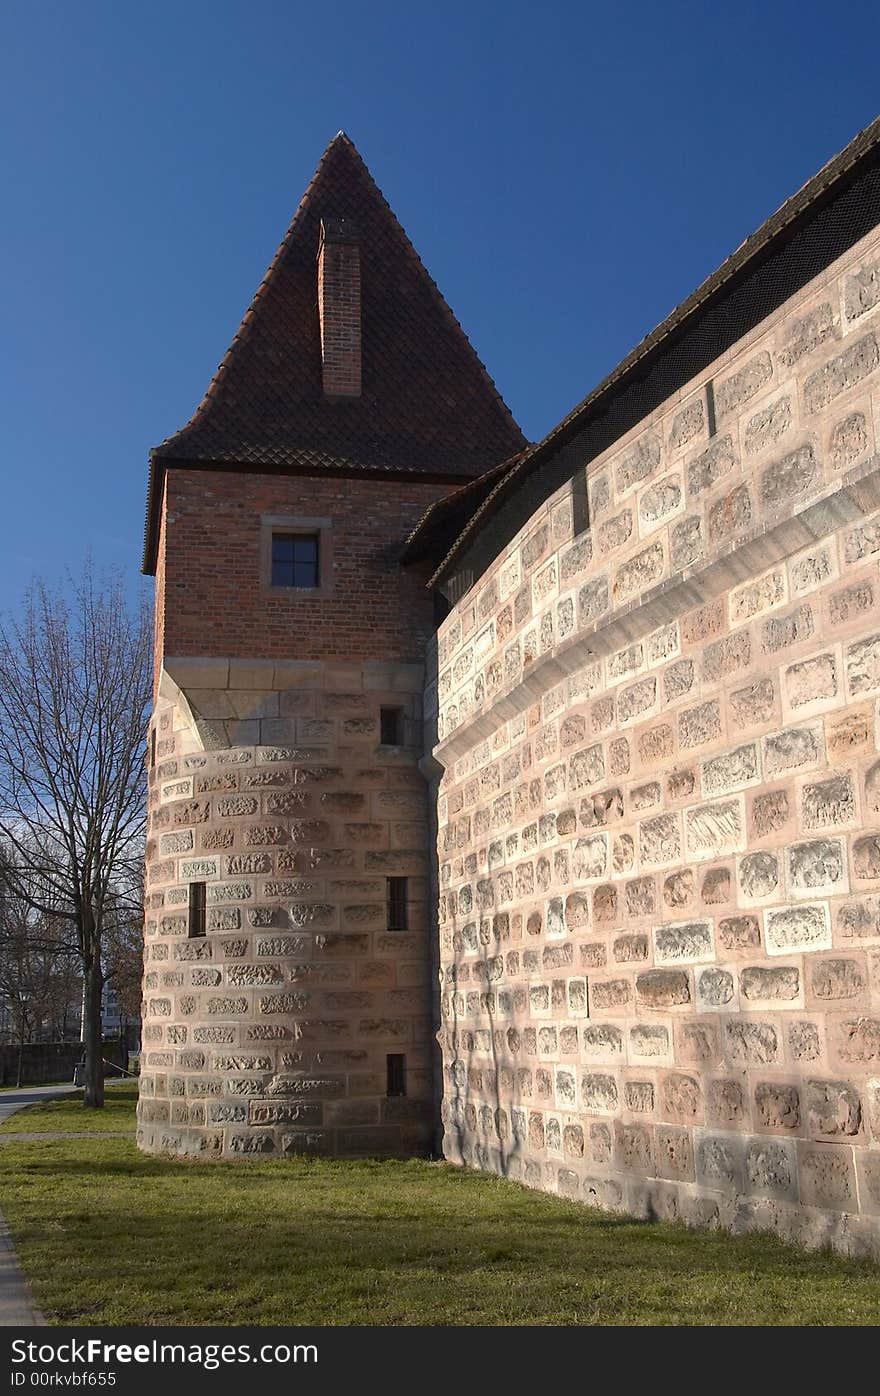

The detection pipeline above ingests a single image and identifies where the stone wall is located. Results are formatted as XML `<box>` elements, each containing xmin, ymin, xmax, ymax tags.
<box><xmin>138</xmin><ymin>657</ymin><xmax>434</xmax><ymax>1158</ymax></box>
<box><xmin>430</xmin><ymin>224</ymin><xmax>880</xmax><ymax>1257</ymax></box>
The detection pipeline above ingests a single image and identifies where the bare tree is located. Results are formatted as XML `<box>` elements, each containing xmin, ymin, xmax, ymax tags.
<box><xmin>0</xmin><ymin>866</ymin><xmax>79</xmax><ymax>1083</ymax></box>
<box><xmin>103</xmin><ymin>882</ymin><xmax>147</xmax><ymax>1049</ymax></box>
<box><xmin>0</xmin><ymin>566</ymin><xmax>151</xmax><ymax>1106</ymax></box>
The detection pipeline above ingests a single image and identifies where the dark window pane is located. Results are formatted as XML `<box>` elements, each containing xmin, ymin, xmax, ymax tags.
<box><xmin>380</xmin><ymin>707</ymin><xmax>402</xmax><ymax>744</ymax></box>
<box><xmin>387</xmin><ymin>877</ymin><xmax>408</xmax><ymax>931</ymax></box>
<box><xmin>272</xmin><ymin>537</ymin><xmax>295</xmax><ymax>562</ymax></box>
<box><xmin>189</xmin><ymin>882</ymin><xmax>206</xmax><ymax>938</ymax></box>
<box><xmin>387</xmin><ymin>1054</ymin><xmax>406</xmax><ymax>1097</ymax></box>
<box><xmin>293</xmin><ymin>537</ymin><xmax>317</xmax><ymax>562</ymax></box>
<box><xmin>272</xmin><ymin>533</ymin><xmax>319</xmax><ymax>587</ymax></box>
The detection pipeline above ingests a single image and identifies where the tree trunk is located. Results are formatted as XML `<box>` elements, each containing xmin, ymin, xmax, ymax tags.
<box><xmin>15</xmin><ymin>1012</ymin><xmax>25</xmax><ymax>1090</ymax></box>
<box><xmin>82</xmin><ymin>961</ymin><xmax>104</xmax><ymax>1108</ymax></box>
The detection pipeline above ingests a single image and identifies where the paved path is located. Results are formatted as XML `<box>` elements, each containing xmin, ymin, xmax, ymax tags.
<box><xmin>0</xmin><ymin>1080</ymin><xmax>135</xmax><ymax>1327</ymax></box>
<box><xmin>0</xmin><ymin>1131</ymin><xmax>129</xmax><ymax>1141</ymax></box>
<box><xmin>0</xmin><ymin>1085</ymin><xmax>78</xmax><ymax>1327</ymax></box>
<box><xmin>0</xmin><ymin>1083</ymin><xmax>78</xmax><ymax>1125</ymax></box>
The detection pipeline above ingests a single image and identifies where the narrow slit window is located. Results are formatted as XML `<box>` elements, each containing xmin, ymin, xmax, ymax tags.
<box><xmin>387</xmin><ymin>877</ymin><xmax>408</xmax><ymax>932</ymax></box>
<box><xmin>387</xmin><ymin>1053</ymin><xmax>406</xmax><ymax>1097</ymax></box>
<box><xmin>271</xmin><ymin>532</ymin><xmax>319</xmax><ymax>588</ymax></box>
<box><xmin>149</xmin><ymin>727</ymin><xmax>156</xmax><ymax>768</ymax></box>
<box><xmin>706</xmin><ymin>379</ymin><xmax>717</xmax><ymax>438</ymax></box>
<box><xmin>380</xmin><ymin>706</ymin><xmax>402</xmax><ymax>744</ymax></box>
<box><xmin>188</xmin><ymin>882</ymin><xmax>206</xmax><ymax>938</ymax></box>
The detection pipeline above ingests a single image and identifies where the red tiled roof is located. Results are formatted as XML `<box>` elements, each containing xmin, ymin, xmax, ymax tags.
<box><xmin>143</xmin><ymin>133</ymin><xmax>525</xmax><ymax>572</ymax></box>
<box><xmin>399</xmin><ymin>452</ymin><xmax>524</xmax><ymax>564</ymax></box>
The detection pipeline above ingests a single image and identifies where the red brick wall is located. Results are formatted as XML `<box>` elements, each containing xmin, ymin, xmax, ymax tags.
<box><xmin>157</xmin><ymin>469</ymin><xmax>454</xmax><ymax>665</ymax></box>
<box><xmin>152</xmin><ymin>478</ymin><xmax>168</xmax><ymax>703</ymax></box>
<box><xmin>318</xmin><ymin>232</ymin><xmax>362</xmax><ymax>398</ymax></box>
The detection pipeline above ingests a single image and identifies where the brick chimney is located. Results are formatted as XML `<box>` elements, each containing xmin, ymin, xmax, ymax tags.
<box><xmin>317</xmin><ymin>217</ymin><xmax>361</xmax><ymax>398</ymax></box>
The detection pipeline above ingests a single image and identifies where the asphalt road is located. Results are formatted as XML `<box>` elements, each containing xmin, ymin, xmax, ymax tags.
<box><xmin>0</xmin><ymin>1083</ymin><xmax>79</xmax><ymax>1125</ymax></box>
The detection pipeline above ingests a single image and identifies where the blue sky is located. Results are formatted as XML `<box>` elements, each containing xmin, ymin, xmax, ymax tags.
<box><xmin>2</xmin><ymin>1</ymin><xmax>878</xmax><ymax>605</ymax></box>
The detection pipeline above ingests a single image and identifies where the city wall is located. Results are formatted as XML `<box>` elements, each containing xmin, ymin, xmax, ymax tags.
<box><xmin>429</xmin><ymin>223</ymin><xmax>880</xmax><ymax>1256</ymax></box>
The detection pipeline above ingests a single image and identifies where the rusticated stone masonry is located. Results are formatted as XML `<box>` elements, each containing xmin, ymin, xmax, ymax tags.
<box><xmin>138</xmin><ymin>657</ymin><xmax>433</xmax><ymax>1159</ymax></box>
<box><xmin>429</xmin><ymin>224</ymin><xmax>880</xmax><ymax>1259</ymax></box>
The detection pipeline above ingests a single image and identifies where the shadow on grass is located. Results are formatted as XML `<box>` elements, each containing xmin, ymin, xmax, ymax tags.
<box><xmin>0</xmin><ymin>1137</ymin><xmax>878</xmax><ymax>1325</ymax></box>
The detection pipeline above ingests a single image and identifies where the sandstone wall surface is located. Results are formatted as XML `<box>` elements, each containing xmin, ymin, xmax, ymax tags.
<box><xmin>138</xmin><ymin>661</ymin><xmax>434</xmax><ymax>1160</ymax></box>
<box><xmin>430</xmin><ymin>224</ymin><xmax>880</xmax><ymax>1256</ymax></box>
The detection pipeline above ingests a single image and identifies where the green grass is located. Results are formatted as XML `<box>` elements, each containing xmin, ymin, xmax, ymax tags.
<box><xmin>0</xmin><ymin>1087</ymin><xmax>878</xmax><ymax>1326</ymax></box>
<box><xmin>0</xmin><ymin>1085</ymin><xmax>138</xmax><ymax>1132</ymax></box>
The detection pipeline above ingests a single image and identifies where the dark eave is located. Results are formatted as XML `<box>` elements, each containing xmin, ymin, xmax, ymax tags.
<box><xmin>429</xmin><ymin>113</ymin><xmax>880</xmax><ymax>587</ymax></box>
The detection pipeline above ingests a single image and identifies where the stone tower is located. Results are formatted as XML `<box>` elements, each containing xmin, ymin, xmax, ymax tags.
<box><xmin>138</xmin><ymin>134</ymin><xmax>525</xmax><ymax>1159</ymax></box>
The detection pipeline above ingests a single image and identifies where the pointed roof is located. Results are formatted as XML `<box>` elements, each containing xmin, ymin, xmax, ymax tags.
<box><xmin>143</xmin><ymin>134</ymin><xmax>525</xmax><ymax>571</ymax></box>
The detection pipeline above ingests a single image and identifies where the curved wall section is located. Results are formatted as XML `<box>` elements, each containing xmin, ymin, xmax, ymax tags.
<box><xmin>138</xmin><ymin>657</ymin><xmax>433</xmax><ymax>1159</ymax></box>
<box><xmin>430</xmin><ymin>225</ymin><xmax>880</xmax><ymax>1258</ymax></box>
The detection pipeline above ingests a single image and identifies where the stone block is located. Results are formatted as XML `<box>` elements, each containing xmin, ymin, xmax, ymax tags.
<box><xmin>740</xmin><ymin>964</ymin><xmax>799</xmax><ymax>1005</ymax></box>
<box><xmin>829</xmin><ymin>411</ymin><xmax>868</xmax><ymax>469</ymax></box>
<box><xmin>598</xmin><ymin>508</ymin><xmax>633</xmax><ymax>554</ymax></box>
<box><xmin>765</xmin><ymin>902</ymin><xmax>831</xmax><ymax>955</ymax></box>
<box><xmin>728</xmin><ymin>679</ymin><xmax>775</xmax><ymax>730</ymax></box>
<box><xmin>718</xmin><ymin>914</ymin><xmax>762</xmax><ymax>956</ymax></box>
<box><xmin>616</xmin><ymin>431</ymin><xmax>660</xmax><ymax>494</ymax></box>
<box><xmin>787</xmin><ymin>837</ymin><xmax>846</xmax><ymax>897</ymax></box>
<box><xmin>639</xmin><ymin>474</ymin><xmax>682</xmax><ymax>529</ymax></box>
<box><xmin>797</xmin><ymin>1143</ymin><xmax>856</xmax><ymax>1209</ymax></box>
<box><xmin>684</xmin><ymin>798</ymin><xmax>745</xmax><ymax>859</ymax></box>
<box><xmin>702</xmin><ymin>744</ymin><xmax>759</xmax><ymax>796</ymax></box>
<box><xmin>778</xmin><ymin>301</ymin><xmax>837</xmax><ymax>366</ymax></box>
<box><xmin>614</xmin><ymin>542</ymin><xmax>665</xmax><ymax>602</ymax></box>
<box><xmin>678</xmin><ymin>700</ymin><xmax>721</xmax><ymax>751</ymax></box>
<box><xmin>708</xmin><ymin>484</ymin><xmax>753</xmax><ymax>544</ymax></box>
<box><xmin>577</xmin><ymin>575</ymin><xmax>610</xmax><ymax>626</ymax></box>
<box><xmin>687</xmin><ymin>434</ymin><xmax>737</xmax><ymax>496</ymax></box>
<box><xmin>805</xmin><ymin>1079</ymin><xmax>862</xmax><ymax>1138</ymax></box>
<box><xmin>744</xmin><ymin>394</ymin><xmax>792</xmax><ymax>455</ymax></box>
<box><xmin>613</xmin><ymin>1120</ymin><xmax>655</xmax><ymax>1175</ymax></box>
<box><xmin>702</xmin><ymin>632</ymin><xmax>751</xmax><ymax>684</ymax></box>
<box><xmin>802</xmin><ymin>772</ymin><xmax>856</xmax><ymax>830</ymax></box>
<box><xmin>696</xmin><ymin>1133</ymin><xmax>745</xmax><ymax>1192</ymax></box>
<box><xmin>653</xmin><ymin>919</ymin><xmax>714</xmax><ymax>965</ymax></box>
<box><xmin>763</xmin><ymin>725</ymin><xmax>821</xmax><ymax>776</ymax></box>
<box><xmin>803</xmin><ymin>332</ymin><xmax>879</xmax><ymax>413</ymax></box>
<box><xmin>716</xmin><ymin>352</ymin><xmax>772</xmax><ymax>419</ymax></box>
<box><xmin>724</xmin><ymin>1020</ymin><xmax>780</xmax><ymax>1065</ymax></box>
<box><xmin>844</xmin><ymin>258</ymin><xmax>880</xmax><ymax>323</ymax></box>
<box><xmin>746</xmin><ymin>1139</ymin><xmax>797</xmax><ymax>1199</ymax></box>
<box><xmin>630</xmin><ymin>1024</ymin><xmax>671</xmax><ymax>1059</ymax></box>
<box><xmin>760</xmin><ymin>444</ymin><xmax>819</xmax><ymax>510</ymax></box>
<box><xmin>670</xmin><ymin>515</ymin><xmax>703</xmax><ymax>569</ymax></box>
<box><xmin>639</xmin><ymin>813</ymin><xmax>681</xmax><ymax>868</ymax></box>
<box><xmin>755</xmin><ymin>1082</ymin><xmax>800</xmax><ymax>1131</ymax></box>
<box><xmin>784</xmin><ymin>652</ymin><xmax>838</xmax><ymax>710</ymax></box>
<box><xmin>670</xmin><ymin>395</ymin><xmax>705</xmax><ymax>450</ymax></box>
<box><xmin>635</xmin><ymin>970</ymin><xmax>690</xmax><ymax>1008</ymax></box>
